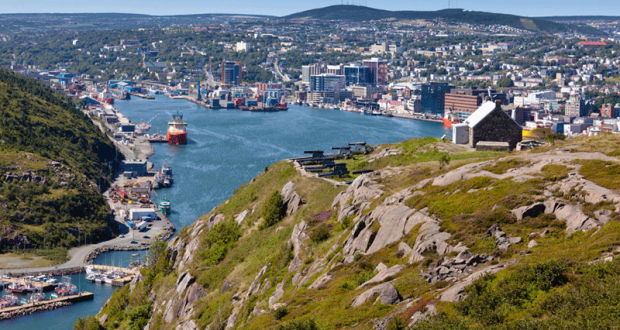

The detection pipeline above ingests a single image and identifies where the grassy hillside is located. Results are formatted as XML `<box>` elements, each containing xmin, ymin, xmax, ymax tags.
<box><xmin>88</xmin><ymin>134</ymin><xmax>620</xmax><ymax>330</ymax></box>
<box><xmin>0</xmin><ymin>68</ymin><xmax>122</xmax><ymax>258</ymax></box>
<box><xmin>284</xmin><ymin>5</ymin><xmax>604</xmax><ymax>35</ymax></box>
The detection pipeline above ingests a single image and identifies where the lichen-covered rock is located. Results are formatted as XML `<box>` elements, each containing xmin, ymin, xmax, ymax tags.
<box><xmin>288</xmin><ymin>220</ymin><xmax>308</xmax><ymax>272</ymax></box>
<box><xmin>269</xmin><ymin>282</ymin><xmax>285</xmax><ymax>309</ymax></box>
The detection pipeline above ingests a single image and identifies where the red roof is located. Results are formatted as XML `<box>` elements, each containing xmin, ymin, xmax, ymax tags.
<box><xmin>579</xmin><ymin>41</ymin><xmax>607</xmax><ymax>46</ymax></box>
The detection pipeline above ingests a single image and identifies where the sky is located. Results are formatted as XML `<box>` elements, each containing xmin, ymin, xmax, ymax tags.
<box><xmin>0</xmin><ymin>0</ymin><xmax>618</xmax><ymax>17</ymax></box>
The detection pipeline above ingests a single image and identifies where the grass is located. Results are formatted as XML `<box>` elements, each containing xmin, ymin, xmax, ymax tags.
<box><xmin>481</xmin><ymin>158</ymin><xmax>531</xmax><ymax>174</ymax></box>
<box><xmin>578</xmin><ymin>159</ymin><xmax>620</xmax><ymax>192</ymax></box>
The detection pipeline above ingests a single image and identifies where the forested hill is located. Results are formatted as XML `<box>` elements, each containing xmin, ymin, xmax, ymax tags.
<box><xmin>0</xmin><ymin>68</ymin><xmax>121</xmax><ymax>256</ymax></box>
<box><xmin>284</xmin><ymin>5</ymin><xmax>604</xmax><ymax>35</ymax></box>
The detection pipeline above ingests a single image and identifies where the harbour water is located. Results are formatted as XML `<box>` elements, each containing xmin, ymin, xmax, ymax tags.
<box><xmin>8</xmin><ymin>96</ymin><xmax>448</xmax><ymax>329</ymax></box>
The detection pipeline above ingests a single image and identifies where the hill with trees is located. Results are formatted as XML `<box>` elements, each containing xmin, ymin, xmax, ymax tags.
<box><xmin>0</xmin><ymin>68</ymin><xmax>122</xmax><ymax>260</ymax></box>
<box><xmin>284</xmin><ymin>5</ymin><xmax>605</xmax><ymax>35</ymax></box>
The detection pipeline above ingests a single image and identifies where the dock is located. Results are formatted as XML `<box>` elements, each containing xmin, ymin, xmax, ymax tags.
<box><xmin>0</xmin><ymin>292</ymin><xmax>94</xmax><ymax>321</ymax></box>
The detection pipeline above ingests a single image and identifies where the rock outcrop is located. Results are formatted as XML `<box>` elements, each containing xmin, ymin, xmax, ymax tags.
<box><xmin>281</xmin><ymin>182</ymin><xmax>303</xmax><ymax>216</ymax></box>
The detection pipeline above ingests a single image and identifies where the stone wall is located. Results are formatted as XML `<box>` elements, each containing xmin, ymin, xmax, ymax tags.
<box><xmin>470</xmin><ymin>102</ymin><xmax>522</xmax><ymax>149</ymax></box>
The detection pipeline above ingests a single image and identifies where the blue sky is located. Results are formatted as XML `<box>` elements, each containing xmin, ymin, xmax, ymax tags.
<box><xmin>0</xmin><ymin>0</ymin><xmax>618</xmax><ymax>17</ymax></box>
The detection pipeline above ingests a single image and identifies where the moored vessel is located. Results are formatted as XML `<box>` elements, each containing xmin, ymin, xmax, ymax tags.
<box><xmin>167</xmin><ymin>112</ymin><xmax>187</xmax><ymax>145</ymax></box>
<box><xmin>158</xmin><ymin>198</ymin><xmax>171</xmax><ymax>215</ymax></box>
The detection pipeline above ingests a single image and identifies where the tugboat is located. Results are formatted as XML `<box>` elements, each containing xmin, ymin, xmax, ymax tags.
<box><xmin>167</xmin><ymin>112</ymin><xmax>187</xmax><ymax>145</ymax></box>
<box><xmin>158</xmin><ymin>198</ymin><xmax>171</xmax><ymax>215</ymax></box>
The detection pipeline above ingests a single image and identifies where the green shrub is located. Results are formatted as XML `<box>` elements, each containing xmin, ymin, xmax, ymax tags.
<box><xmin>261</xmin><ymin>190</ymin><xmax>286</xmax><ymax>229</ymax></box>
<box><xmin>201</xmin><ymin>220</ymin><xmax>241</xmax><ymax>266</ymax></box>
<box><xmin>274</xmin><ymin>306</ymin><xmax>289</xmax><ymax>320</ymax></box>
<box><xmin>278</xmin><ymin>318</ymin><xmax>319</xmax><ymax>330</ymax></box>
<box><xmin>310</xmin><ymin>226</ymin><xmax>330</xmax><ymax>243</ymax></box>
<box><xmin>73</xmin><ymin>315</ymin><xmax>103</xmax><ymax>330</ymax></box>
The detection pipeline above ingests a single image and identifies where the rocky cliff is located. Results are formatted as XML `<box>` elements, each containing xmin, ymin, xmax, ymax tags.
<box><xmin>93</xmin><ymin>134</ymin><xmax>620</xmax><ymax>329</ymax></box>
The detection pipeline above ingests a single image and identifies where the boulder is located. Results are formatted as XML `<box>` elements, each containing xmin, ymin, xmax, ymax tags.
<box><xmin>351</xmin><ymin>282</ymin><xmax>402</xmax><ymax>307</ymax></box>
<box><xmin>512</xmin><ymin>203</ymin><xmax>546</xmax><ymax>220</ymax></box>
<box><xmin>508</xmin><ymin>237</ymin><xmax>522</xmax><ymax>244</ymax></box>
<box><xmin>528</xmin><ymin>240</ymin><xmax>538</xmax><ymax>249</ymax></box>
<box><xmin>454</xmin><ymin>250</ymin><xmax>472</xmax><ymax>264</ymax></box>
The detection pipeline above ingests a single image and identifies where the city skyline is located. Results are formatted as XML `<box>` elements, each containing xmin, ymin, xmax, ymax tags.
<box><xmin>1</xmin><ymin>0</ymin><xmax>619</xmax><ymax>18</ymax></box>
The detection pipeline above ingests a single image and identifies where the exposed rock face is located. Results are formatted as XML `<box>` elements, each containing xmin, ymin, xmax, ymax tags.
<box><xmin>408</xmin><ymin>213</ymin><xmax>457</xmax><ymax>263</ymax></box>
<box><xmin>421</xmin><ymin>251</ymin><xmax>491</xmax><ymax>284</ymax></box>
<box><xmin>332</xmin><ymin>174</ymin><xmax>383</xmax><ymax>210</ymax></box>
<box><xmin>288</xmin><ymin>220</ymin><xmax>309</xmax><ymax>272</ymax></box>
<box><xmin>351</xmin><ymin>282</ymin><xmax>402</xmax><ymax>307</ymax></box>
<box><xmin>358</xmin><ymin>264</ymin><xmax>405</xmax><ymax>289</ymax></box>
<box><xmin>247</xmin><ymin>264</ymin><xmax>270</xmax><ymax>298</ymax></box>
<box><xmin>281</xmin><ymin>182</ymin><xmax>303</xmax><ymax>216</ymax></box>
<box><xmin>554</xmin><ymin>203</ymin><xmax>598</xmax><ymax>232</ymax></box>
<box><xmin>308</xmin><ymin>273</ymin><xmax>332</xmax><ymax>289</ymax></box>
<box><xmin>440</xmin><ymin>264</ymin><xmax>506</xmax><ymax>302</ymax></box>
<box><xmin>234</xmin><ymin>210</ymin><xmax>249</xmax><ymax>225</ymax></box>
<box><xmin>268</xmin><ymin>282</ymin><xmax>285</xmax><ymax>309</ymax></box>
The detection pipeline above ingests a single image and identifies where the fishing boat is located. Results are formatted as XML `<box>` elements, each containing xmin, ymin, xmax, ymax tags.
<box><xmin>158</xmin><ymin>199</ymin><xmax>171</xmax><ymax>215</ymax></box>
<box><xmin>0</xmin><ymin>293</ymin><xmax>21</xmax><ymax>308</ymax></box>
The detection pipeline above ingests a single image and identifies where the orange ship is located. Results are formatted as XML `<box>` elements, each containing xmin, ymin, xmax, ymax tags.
<box><xmin>167</xmin><ymin>112</ymin><xmax>187</xmax><ymax>145</ymax></box>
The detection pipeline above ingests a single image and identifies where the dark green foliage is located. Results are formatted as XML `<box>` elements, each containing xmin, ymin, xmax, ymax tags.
<box><xmin>277</xmin><ymin>318</ymin><xmax>319</xmax><ymax>330</ymax></box>
<box><xmin>0</xmin><ymin>68</ymin><xmax>122</xmax><ymax>251</ymax></box>
<box><xmin>261</xmin><ymin>190</ymin><xmax>286</xmax><ymax>229</ymax></box>
<box><xmin>126</xmin><ymin>304</ymin><xmax>152</xmax><ymax>330</ymax></box>
<box><xmin>274</xmin><ymin>306</ymin><xmax>289</xmax><ymax>320</ymax></box>
<box><xmin>387</xmin><ymin>316</ymin><xmax>407</xmax><ymax>330</ymax></box>
<box><xmin>310</xmin><ymin>225</ymin><xmax>330</xmax><ymax>243</ymax></box>
<box><xmin>201</xmin><ymin>220</ymin><xmax>242</xmax><ymax>266</ymax></box>
<box><xmin>497</xmin><ymin>77</ymin><xmax>515</xmax><ymax>88</ymax></box>
<box><xmin>73</xmin><ymin>315</ymin><xmax>104</xmax><ymax>330</ymax></box>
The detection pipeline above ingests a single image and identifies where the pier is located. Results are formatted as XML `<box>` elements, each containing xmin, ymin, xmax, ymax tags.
<box><xmin>0</xmin><ymin>292</ymin><xmax>94</xmax><ymax>321</ymax></box>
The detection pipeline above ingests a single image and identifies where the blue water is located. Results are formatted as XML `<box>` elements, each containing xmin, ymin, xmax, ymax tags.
<box><xmin>9</xmin><ymin>96</ymin><xmax>448</xmax><ymax>329</ymax></box>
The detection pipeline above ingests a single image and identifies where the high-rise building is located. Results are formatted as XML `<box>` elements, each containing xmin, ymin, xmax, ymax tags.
<box><xmin>421</xmin><ymin>82</ymin><xmax>454</xmax><ymax>115</ymax></box>
<box><xmin>343</xmin><ymin>64</ymin><xmax>371</xmax><ymax>86</ymax></box>
<box><xmin>221</xmin><ymin>61</ymin><xmax>243</xmax><ymax>86</ymax></box>
<box><xmin>309</xmin><ymin>74</ymin><xmax>345</xmax><ymax>92</ymax></box>
<box><xmin>301</xmin><ymin>63</ymin><xmax>325</xmax><ymax>85</ymax></box>
<box><xmin>362</xmin><ymin>58</ymin><xmax>388</xmax><ymax>86</ymax></box>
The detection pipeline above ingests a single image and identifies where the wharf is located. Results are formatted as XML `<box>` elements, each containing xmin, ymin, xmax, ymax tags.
<box><xmin>148</xmin><ymin>136</ymin><xmax>168</xmax><ymax>143</ymax></box>
<box><xmin>131</xmin><ymin>92</ymin><xmax>155</xmax><ymax>99</ymax></box>
<box><xmin>0</xmin><ymin>292</ymin><xmax>94</xmax><ymax>321</ymax></box>
<box><xmin>392</xmin><ymin>113</ymin><xmax>444</xmax><ymax>123</ymax></box>
<box><xmin>2</xmin><ymin>276</ymin><xmax>55</xmax><ymax>292</ymax></box>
